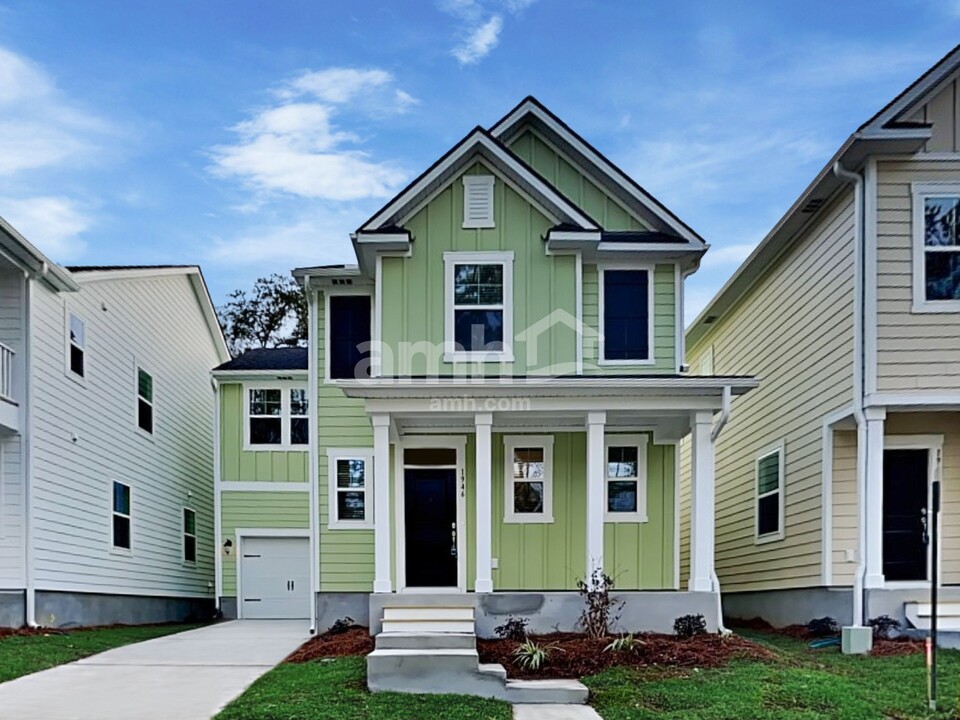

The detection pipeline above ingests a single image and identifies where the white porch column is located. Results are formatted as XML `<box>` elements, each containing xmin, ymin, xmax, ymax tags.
<box><xmin>689</xmin><ymin>410</ymin><xmax>716</xmax><ymax>593</ymax></box>
<box><xmin>864</xmin><ymin>406</ymin><xmax>886</xmax><ymax>589</ymax></box>
<box><xmin>586</xmin><ymin>411</ymin><xmax>606</xmax><ymax>583</ymax></box>
<box><xmin>372</xmin><ymin>413</ymin><xmax>392</xmax><ymax>593</ymax></box>
<box><xmin>474</xmin><ymin>413</ymin><xmax>494</xmax><ymax>593</ymax></box>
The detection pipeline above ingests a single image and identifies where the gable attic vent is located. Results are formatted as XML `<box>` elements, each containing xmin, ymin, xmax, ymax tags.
<box><xmin>331</xmin><ymin>278</ymin><xmax>353</xmax><ymax>286</ymax></box>
<box><xmin>703</xmin><ymin>315</ymin><xmax>718</xmax><ymax>325</ymax></box>
<box><xmin>800</xmin><ymin>198</ymin><xmax>825</xmax><ymax>214</ymax></box>
<box><xmin>462</xmin><ymin>175</ymin><xmax>495</xmax><ymax>229</ymax></box>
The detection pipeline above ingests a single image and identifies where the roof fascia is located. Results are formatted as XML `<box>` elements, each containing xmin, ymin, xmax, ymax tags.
<box><xmin>0</xmin><ymin>217</ymin><xmax>78</xmax><ymax>291</ymax></box>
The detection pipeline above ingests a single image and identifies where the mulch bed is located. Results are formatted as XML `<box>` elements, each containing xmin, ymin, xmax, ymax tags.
<box><xmin>476</xmin><ymin>632</ymin><xmax>775</xmax><ymax>680</ymax></box>
<box><xmin>286</xmin><ymin>626</ymin><xmax>374</xmax><ymax>663</ymax></box>
<box><xmin>731</xmin><ymin>617</ymin><xmax>925</xmax><ymax>656</ymax></box>
<box><xmin>0</xmin><ymin>621</ymin><xmax>193</xmax><ymax>639</ymax></box>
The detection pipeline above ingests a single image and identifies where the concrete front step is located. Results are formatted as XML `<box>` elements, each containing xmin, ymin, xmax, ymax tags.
<box><xmin>506</xmin><ymin>679</ymin><xmax>589</xmax><ymax>705</ymax></box>
<box><xmin>905</xmin><ymin>602</ymin><xmax>960</xmax><ymax>631</ymax></box>
<box><xmin>376</xmin><ymin>632</ymin><xmax>476</xmax><ymax>650</ymax></box>
<box><xmin>380</xmin><ymin>619</ymin><xmax>475</xmax><ymax>634</ymax></box>
<box><xmin>383</xmin><ymin>606</ymin><xmax>475</xmax><ymax>622</ymax></box>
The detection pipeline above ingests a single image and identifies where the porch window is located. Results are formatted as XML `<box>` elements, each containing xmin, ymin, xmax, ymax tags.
<box><xmin>245</xmin><ymin>384</ymin><xmax>308</xmax><ymax>449</ymax></box>
<box><xmin>182</xmin><ymin>508</ymin><xmax>197</xmax><ymax>563</ymax></box>
<box><xmin>136</xmin><ymin>367</ymin><xmax>154</xmax><ymax>434</ymax></box>
<box><xmin>68</xmin><ymin>312</ymin><xmax>86</xmax><ymax>379</ymax></box>
<box><xmin>600</xmin><ymin>268</ymin><xmax>652</xmax><ymax>363</ymax></box>
<box><xmin>604</xmin><ymin>435</ymin><xmax>648</xmax><ymax>522</ymax></box>
<box><xmin>913</xmin><ymin>184</ymin><xmax>960</xmax><ymax>311</ymax></box>
<box><xmin>112</xmin><ymin>480</ymin><xmax>131</xmax><ymax>550</ymax></box>
<box><xmin>755</xmin><ymin>443</ymin><xmax>785</xmax><ymax>542</ymax></box>
<box><xmin>503</xmin><ymin>435</ymin><xmax>554</xmax><ymax>523</ymax></box>
<box><xmin>444</xmin><ymin>251</ymin><xmax>514</xmax><ymax>361</ymax></box>
<box><xmin>327</xmin><ymin>450</ymin><xmax>374</xmax><ymax>529</ymax></box>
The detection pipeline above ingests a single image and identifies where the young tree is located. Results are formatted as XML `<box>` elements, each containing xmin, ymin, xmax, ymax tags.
<box><xmin>218</xmin><ymin>274</ymin><xmax>307</xmax><ymax>356</ymax></box>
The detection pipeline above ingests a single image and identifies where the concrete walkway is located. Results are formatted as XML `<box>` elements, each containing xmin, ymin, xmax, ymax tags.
<box><xmin>0</xmin><ymin>620</ymin><xmax>310</xmax><ymax>720</ymax></box>
<box><xmin>514</xmin><ymin>705</ymin><xmax>604</xmax><ymax>719</ymax></box>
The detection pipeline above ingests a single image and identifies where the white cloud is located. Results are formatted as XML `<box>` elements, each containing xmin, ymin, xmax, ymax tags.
<box><xmin>210</xmin><ymin>67</ymin><xmax>413</xmax><ymax>201</ymax></box>
<box><xmin>1</xmin><ymin>196</ymin><xmax>91</xmax><ymax>261</ymax></box>
<box><xmin>453</xmin><ymin>15</ymin><xmax>503</xmax><ymax>65</ymax></box>
<box><xmin>440</xmin><ymin>0</ymin><xmax>536</xmax><ymax>65</ymax></box>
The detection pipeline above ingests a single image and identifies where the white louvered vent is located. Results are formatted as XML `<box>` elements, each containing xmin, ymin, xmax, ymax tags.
<box><xmin>462</xmin><ymin>175</ymin><xmax>495</xmax><ymax>229</ymax></box>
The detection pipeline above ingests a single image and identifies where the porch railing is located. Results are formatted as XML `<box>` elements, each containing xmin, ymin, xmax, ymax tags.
<box><xmin>0</xmin><ymin>343</ymin><xmax>13</xmax><ymax>404</ymax></box>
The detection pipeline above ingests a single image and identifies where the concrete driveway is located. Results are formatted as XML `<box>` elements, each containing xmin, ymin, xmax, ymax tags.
<box><xmin>0</xmin><ymin>620</ymin><xmax>310</xmax><ymax>720</ymax></box>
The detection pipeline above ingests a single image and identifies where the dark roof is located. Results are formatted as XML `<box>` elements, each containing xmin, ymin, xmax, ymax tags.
<box><xmin>600</xmin><ymin>231</ymin><xmax>688</xmax><ymax>244</ymax></box>
<box><xmin>214</xmin><ymin>347</ymin><xmax>308</xmax><ymax>372</ymax></box>
<box><xmin>66</xmin><ymin>264</ymin><xmax>194</xmax><ymax>272</ymax></box>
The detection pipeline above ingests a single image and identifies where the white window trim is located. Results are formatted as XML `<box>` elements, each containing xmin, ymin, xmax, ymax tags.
<box><xmin>443</xmin><ymin>251</ymin><xmax>515</xmax><ymax>363</ymax></box>
<box><xmin>911</xmin><ymin>182</ymin><xmax>960</xmax><ymax>313</ymax></box>
<box><xmin>65</xmin><ymin>307</ymin><xmax>87</xmax><ymax>384</ymax></box>
<box><xmin>462</xmin><ymin>175</ymin><xmax>496</xmax><ymax>229</ymax></box>
<box><xmin>135</xmin><ymin>362</ymin><xmax>155</xmax><ymax>438</ymax></box>
<box><xmin>755</xmin><ymin>441</ymin><xmax>786</xmax><ymax>544</ymax></box>
<box><xmin>604</xmin><ymin>434</ymin><xmax>649</xmax><ymax>523</ymax></box>
<box><xmin>243</xmin><ymin>381</ymin><xmax>310</xmax><ymax>451</ymax></box>
<box><xmin>182</xmin><ymin>507</ymin><xmax>197</xmax><ymax>564</ymax></box>
<box><xmin>503</xmin><ymin>435</ymin><xmax>554</xmax><ymax>524</ymax></box>
<box><xmin>111</xmin><ymin>480</ymin><xmax>132</xmax><ymax>553</ymax></box>
<box><xmin>327</xmin><ymin>448</ymin><xmax>375</xmax><ymax>530</ymax></box>
<box><xmin>598</xmin><ymin>264</ymin><xmax>656</xmax><ymax>366</ymax></box>
<box><xmin>323</xmin><ymin>289</ymin><xmax>374</xmax><ymax>383</ymax></box>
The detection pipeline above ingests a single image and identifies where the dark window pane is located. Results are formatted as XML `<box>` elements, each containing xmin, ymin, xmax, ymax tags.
<box><xmin>113</xmin><ymin>482</ymin><xmax>130</xmax><ymax>515</ymax></box>
<box><xmin>184</xmin><ymin>534</ymin><xmax>197</xmax><ymax>563</ymax></box>
<box><xmin>290</xmin><ymin>389</ymin><xmax>308</xmax><ymax>416</ymax></box>
<box><xmin>603</xmin><ymin>270</ymin><xmax>649</xmax><ymax>360</ymax></box>
<box><xmin>249</xmin><ymin>389</ymin><xmax>282</xmax><ymax>416</ymax></box>
<box><xmin>70</xmin><ymin>345</ymin><xmax>84</xmax><ymax>377</ymax></box>
<box><xmin>514</xmin><ymin>481</ymin><xmax>543</xmax><ymax>514</ymax></box>
<box><xmin>69</xmin><ymin>314</ymin><xmax>85</xmax><ymax>348</ymax></box>
<box><xmin>183</xmin><ymin>509</ymin><xmax>196</xmax><ymax>535</ymax></box>
<box><xmin>338</xmin><ymin>491</ymin><xmax>366</xmax><ymax>521</ymax></box>
<box><xmin>404</xmin><ymin>448</ymin><xmax>457</xmax><ymax>465</ymax></box>
<box><xmin>757</xmin><ymin>494</ymin><xmax>780</xmax><ymax>536</ymax></box>
<box><xmin>454</xmin><ymin>264</ymin><xmax>503</xmax><ymax>306</ymax></box>
<box><xmin>330</xmin><ymin>295</ymin><xmax>371</xmax><ymax>379</ymax></box>
<box><xmin>138</xmin><ymin>399</ymin><xmax>153</xmax><ymax>434</ymax></box>
<box><xmin>250</xmin><ymin>417</ymin><xmax>282</xmax><ymax>444</ymax></box>
<box><xmin>925</xmin><ymin>252</ymin><xmax>960</xmax><ymax>301</ymax></box>
<box><xmin>608</xmin><ymin>480</ymin><xmax>638</xmax><ymax>513</ymax></box>
<box><xmin>454</xmin><ymin>309</ymin><xmax>503</xmax><ymax>351</ymax></box>
<box><xmin>924</xmin><ymin>197</ymin><xmax>960</xmax><ymax>246</ymax></box>
<box><xmin>336</xmin><ymin>459</ymin><xmax>365</xmax><ymax>488</ymax></box>
<box><xmin>137</xmin><ymin>369</ymin><xmax>153</xmax><ymax>402</ymax></box>
<box><xmin>113</xmin><ymin>515</ymin><xmax>131</xmax><ymax>549</ymax></box>
<box><xmin>757</xmin><ymin>453</ymin><xmax>780</xmax><ymax>495</ymax></box>
<box><xmin>290</xmin><ymin>417</ymin><xmax>309</xmax><ymax>445</ymax></box>
<box><xmin>607</xmin><ymin>446</ymin><xmax>638</xmax><ymax>477</ymax></box>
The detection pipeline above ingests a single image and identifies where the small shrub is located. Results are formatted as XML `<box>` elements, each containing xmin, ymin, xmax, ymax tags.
<box><xmin>576</xmin><ymin>568</ymin><xmax>625</xmax><ymax>639</ymax></box>
<box><xmin>494</xmin><ymin>616</ymin><xmax>529</xmax><ymax>641</ymax></box>
<box><xmin>513</xmin><ymin>640</ymin><xmax>559</xmax><ymax>671</ymax></box>
<box><xmin>604</xmin><ymin>632</ymin><xmax>643</xmax><ymax>653</ymax></box>
<box><xmin>806</xmin><ymin>617</ymin><xmax>840</xmax><ymax>637</ymax></box>
<box><xmin>868</xmin><ymin>615</ymin><xmax>901</xmax><ymax>640</ymax></box>
<box><xmin>674</xmin><ymin>614</ymin><xmax>708</xmax><ymax>638</ymax></box>
<box><xmin>326</xmin><ymin>616</ymin><xmax>354</xmax><ymax>635</ymax></box>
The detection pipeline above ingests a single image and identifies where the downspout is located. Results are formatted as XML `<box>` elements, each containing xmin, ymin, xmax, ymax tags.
<box><xmin>834</xmin><ymin>161</ymin><xmax>867</xmax><ymax>628</ymax></box>
<box><xmin>306</xmin><ymin>278</ymin><xmax>319</xmax><ymax>635</ymax></box>
<box><xmin>212</xmin><ymin>376</ymin><xmax>223</xmax><ymax>617</ymax></box>
<box><xmin>710</xmin><ymin>385</ymin><xmax>733</xmax><ymax>635</ymax></box>
<box><xmin>23</xmin><ymin>273</ymin><xmax>36</xmax><ymax>627</ymax></box>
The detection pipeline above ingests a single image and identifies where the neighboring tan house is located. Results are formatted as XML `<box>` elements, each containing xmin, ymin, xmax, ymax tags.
<box><xmin>0</xmin><ymin>217</ymin><xmax>229</xmax><ymax>627</ymax></box>
<box><xmin>680</xmin><ymin>44</ymin><xmax>960</xmax><ymax>648</ymax></box>
<box><xmin>211</xmin><ymin>97</ymin><xmax>757</xmax><ymax>673</ymax></box>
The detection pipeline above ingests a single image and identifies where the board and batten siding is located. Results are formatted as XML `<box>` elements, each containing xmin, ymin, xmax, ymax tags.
<box><xmin>681</xmin><ymin>190</ymin><xmax>856</xmax><ymax>592</ymax></box>
<box><xmin>28</xmin><ymin>274</ymin><xmax>220</xmax><ymax>604</ymax></box>
<box><xmin>874</xmin><ymin>158</ymin><xmax>960</xmax><ymax>393</ymax></box>
<box><xmin>904</xmin><ymin>73</ymin><xmax>960</xmax><ymax>154</ymax></box>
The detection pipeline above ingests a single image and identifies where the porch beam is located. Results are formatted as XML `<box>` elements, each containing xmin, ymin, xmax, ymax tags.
<box><xmin>475</xmin><ymin>412</ymin><xmax>494</xmax><ymax>593</ymax></box>
<box><xmin>689</xmin><ymin>410</ymin><xmax>715</xmax><ymax>593</ymax></box>
<box><xmin>864</xmin><ymin>406</ymin><xmax>886</xmax><ymax>589</ymax></box>
<box><xmin>586</xmin><ymin>411</ymin><xmax>606</xmax><ymax>583</ymax></box>
<box><xmin>372</xmin><ymin>413</ymin><xmax>392</xmax><ymax>593</ymax></box>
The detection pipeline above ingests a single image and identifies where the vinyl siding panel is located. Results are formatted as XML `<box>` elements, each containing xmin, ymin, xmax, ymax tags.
<box><xmin>29</xmin><ymin>274</ymin><xmax>220</xmax><ymax>600</ymax></box>
<box><xmin>681</xmin><ymin>190</ymin><xmax>856</xmax><ymax>592</ymax></box>
<box><xmin>875</xmin><ymin>158</ymin><xmax>960</xmax><ymax>393</ymax></box>
<box><xmin>0</xmin><ymin>436</ymin><xmax>24</xmax><ymax>587</ymax></box>
<box><xmin>831</xmin><ymin>430</ymin><xmax>858</xmax><ymax>585</ymax></box>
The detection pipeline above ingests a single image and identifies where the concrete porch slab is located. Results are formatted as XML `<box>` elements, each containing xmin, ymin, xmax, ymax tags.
<box><xmin>513</xmin><ymin>704</ymin><xmax>603</xmax><ymax>719</ymax></box>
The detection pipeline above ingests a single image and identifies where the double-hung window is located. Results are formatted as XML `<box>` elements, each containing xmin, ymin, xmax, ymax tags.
<box><xmin>600</xmin><ymin>268</ymin><xmax>653</xmax><ymax>363</ymax></box>
<box><xmin>327</xmin><ymin>450</ymin><xmax>373</xmax><ymax>529</ymax></box>
<box><xmin>183</xmin><ymin>508</ymin><xmax>197</xmax><ymax>563</ymax></box>
<box><xmin>755</xmin><ymin>443</ymin><xmax>785</xmax><ymax>542</ymax></box>
<box><xmin>504</xmin><ymin>436</ymin><xmax>553</xmax><ymax>523</ymax></box>
<box><xmin>604</xmin><ymin>435</ymin><xmax>648</xmax><ymax>522</ymax></box>
<box><xmin>137</xmin><ymin>367</ymin><xmax>154</xmax><ymax>434</ymax></box>
<box><xmin>246</xmin><ymin>384</ymin><xmax>309</xmax><ymax>449</ymax></box>
<box><xmin>68</xmin><ymin>313</ymin><xmax>86</xmax><ymax>379</ymax></box>
<box><xmin>112</xmin><ymin>481</ymin><xmax>131</xmax><ymax>550</ymax></box>
<box><xmin>328</xmin><ymin>294</ymin><xmax>371</xmax><ymax>379</ymax></box>
<box><xmin>444</xmin><ymin>252</ymin><xmax>513</xmax><ymax>361</ymax></box>
<box><xmin>913</xmin><ymin>184</ymin><xmax>960</xmax><ymax>311</ymax></box>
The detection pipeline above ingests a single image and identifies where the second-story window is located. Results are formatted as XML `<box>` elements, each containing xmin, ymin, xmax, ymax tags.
<box><xmin>68</xmin><ymin>313</ymin><xmax>86</xmax><ymax>378</ymax></box>
<box><xmin>915</xmin><ymin>187</ymin><xmax>960</xmax><ymax>310</ymax></box>
<box><xmin>328</xmin><ymin>295</ymin><xmax>371</xmax><ymax>379</ymax></box>
<box><xmin>600</xmin><ymin>268</ymin><xmax>652</xmax><ymax>363</ymax></box>
<box><xmin>246</xmin><ymin>385</ymin><xmax>308</xmax><ymax>449</ymax></box>
<box><xmin>444</xmin><ymin>251</ymin><xmax>514</xmax><ymax>361</ymax></box>
<box><xmin>137</xmin><ymin>367</ymin><xmax>154</xmax><ymax>434</ymax></box>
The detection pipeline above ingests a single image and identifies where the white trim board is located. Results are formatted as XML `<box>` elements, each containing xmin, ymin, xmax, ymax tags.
<box><xmin>220</xmin><ymin>482</ymin><xmax>311</xmax><ymax>493</ymax></box>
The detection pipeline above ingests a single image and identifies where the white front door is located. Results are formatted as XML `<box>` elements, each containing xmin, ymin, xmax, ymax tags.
<box><xmin>240</xmin><ymin>537</ymin><xmax>311</xmax><ymax>619</ymax></box>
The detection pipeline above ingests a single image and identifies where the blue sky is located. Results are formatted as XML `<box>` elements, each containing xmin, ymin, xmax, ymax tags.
<box><xmin>0</xmin><ymin>1</ymin><xmax>957</xmax><ymax>322</ymax></box>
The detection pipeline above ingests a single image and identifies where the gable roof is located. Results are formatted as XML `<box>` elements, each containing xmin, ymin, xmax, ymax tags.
<box><xmin>686</xmin><ymin>44</ymin><xmax>960</xmax><ymax>349</ymax></box>
<box><xmin>490</xmin><ymin>96</ymin><xmax>705</xmax><ymax>247</ymax></box>
<box><xmin>213</xmin><ymin>347</ymin><xmax>308</xmax><ymax>372</ymax></box>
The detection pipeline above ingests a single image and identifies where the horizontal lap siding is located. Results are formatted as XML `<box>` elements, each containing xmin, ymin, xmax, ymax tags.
<box><xmin>30</xmin><ymin>275</ymin><xmax>220</xmax><ymax>598</ymax></box>
<box><xmin>0</xmin><ymin>435</ymin><xmax>24</xmax><ymax>586</ymax></box>
<box><xmin>875</xmin><ymin>159</ymin><xmax>960</xmax><ymax>393</ymax></box>
<box><xmin>831</xmin><ymin>430</ymin><xmax>858</xmax><ymax>585</ymax></box>
<box><xmin>683</xmin><ymin>190</ymin><xmax>855</xmax><ymax>592</ymax></box>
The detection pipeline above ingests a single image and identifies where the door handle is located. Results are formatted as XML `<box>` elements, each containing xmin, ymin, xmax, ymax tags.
<box><xmin>291</xmin><ymin>580</ymin><xmax>295</xmax><ymax>591</ymax></box>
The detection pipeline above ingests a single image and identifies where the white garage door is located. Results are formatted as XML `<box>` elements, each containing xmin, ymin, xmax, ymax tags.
<box><xmin>240</xmin><ymin>537</ymin><xmax>311</xmax><ymax>619</ymax></box>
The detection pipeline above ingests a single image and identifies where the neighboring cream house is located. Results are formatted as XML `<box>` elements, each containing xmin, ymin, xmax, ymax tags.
<box><xmin>681</xmin><ymin>44</ymin><xmax>960</xmax><ymax>648</ymax></box>
<box><xmin>0</xmin><ymin>218</ymin><xmax>229</xmax><ymax>627</ymax></box>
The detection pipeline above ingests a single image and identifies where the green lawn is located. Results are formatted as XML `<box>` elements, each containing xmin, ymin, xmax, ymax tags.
<box><xmin>215</xmin><ymin>657</ymin><xmax>511</xmax><ymax>720</ymax></box>
<box><xmin>0</xmin><ymin>623</ymin><xmax>203</xmax><ymax>684</ymax></box>
<box><xmin>587</xmin><ymin>630</ymin><xmax>960</xmax><ymax>720</ymax></box>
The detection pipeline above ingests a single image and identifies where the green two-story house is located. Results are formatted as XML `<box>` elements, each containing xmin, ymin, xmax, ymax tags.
<box><xmin>212</xmin><ymin>98</ymin><xmax>756</xmax><ymax>636</ymax></box>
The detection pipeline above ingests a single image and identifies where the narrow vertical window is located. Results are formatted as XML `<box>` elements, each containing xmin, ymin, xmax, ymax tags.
<box><xmin>327</xmin><ymin>451</ymin><xmax>374</xmax><ymax>529</ymax></box>
<box><xmin>112</xmin><ymin>481</ymin><xmax>131</xmax><ymax>550</ymax></box>
<box><xmin>328</xmin><ymin>295</ymin><xmax>371</xmax><ymax>379</ymax></box>
<box><xmin>756</xmin><ymin>445</ymin><xmax>784</xmax><ymax>541</ymax></box>
<box><xmin>69</xmin><ymin>313</ymin><xmax>86</xmax><ymax>378</ymax></box>
<box><xmin>137</xmin><ymin>367</ymin><xmax>154</xmax><ymax>434</ymax></box>
<box><xmin>183</xmin><ymin>508</ymin><xmax>197</xmax><ymax>563</ymax></box>
<box><xmin>453</xmin><ymin>264</ymin><xmax>504</xmax><ymax>352</ymax></box>
<box><xmin>601</xmin><ymin>269</ymin><xmax>651</xmax><ymax>361</ymax></box>
<box><xmin>604</xmin><ymin>435</ymin><xmax>648</xmax><ymax>522</ymax></box>
<box><xmin>290</xmin><ymin>388</ymin><xmax>309</xmax><ymax>445</ymax></box>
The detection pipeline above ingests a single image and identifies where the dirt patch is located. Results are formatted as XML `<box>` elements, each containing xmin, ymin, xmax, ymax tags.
<box><xmin>871</xmin><ymin>637</ymin><xmax>925</xmax><ymax>656</ymax></box>
<box><xmin>477</xmin><ymin>632</ymin><xmax>775</xmax><ymax>680</ymax></box>
<box><xmin>0</xmin><ymin>621</ymin><xmax>197</xmax><ymax>640</ymax></box>
<box><xmin>285</xmin><ymin>626</ymin><xmax>374</xmax><ymax>663</ymax></box>
<box><xmin>0</xmin><ymin>627</ymin><xmax>69</xmax><ymax>639</ymax></box>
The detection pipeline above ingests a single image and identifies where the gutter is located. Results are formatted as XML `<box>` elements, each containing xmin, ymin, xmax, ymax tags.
<box><xmin>834</xmin><ymin>161</ymin><xmax>868</xmax><ymax>629</ymax></box>
<box><xmin>23</xmin><ymin>274</ymin><xmax>36</xmax><ymax>627</ymax></box>
<box><xmin>710</xmin><ymin>385</ymin><xmax>734</xmax><ymax>635</ymax></box>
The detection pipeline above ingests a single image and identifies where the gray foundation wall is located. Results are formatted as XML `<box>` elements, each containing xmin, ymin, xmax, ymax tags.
<box><xmin>0</xmin><ymin>590</ymin><xmax>25</xmax><ymax>628</ymax></box>
<box><xmin>722</xmin><ymin>587</ymin><xmax>854</xmax><ymax>628</ymax></box>
<box><xmin>35</xmin><ymin>591</ymin><xmax>215</xmax><ymax>628</ymax></box>
<box><xmin>867</xmin><ymin>587</ymin><xmax>960</xmax><ymax>625</ymax></box>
